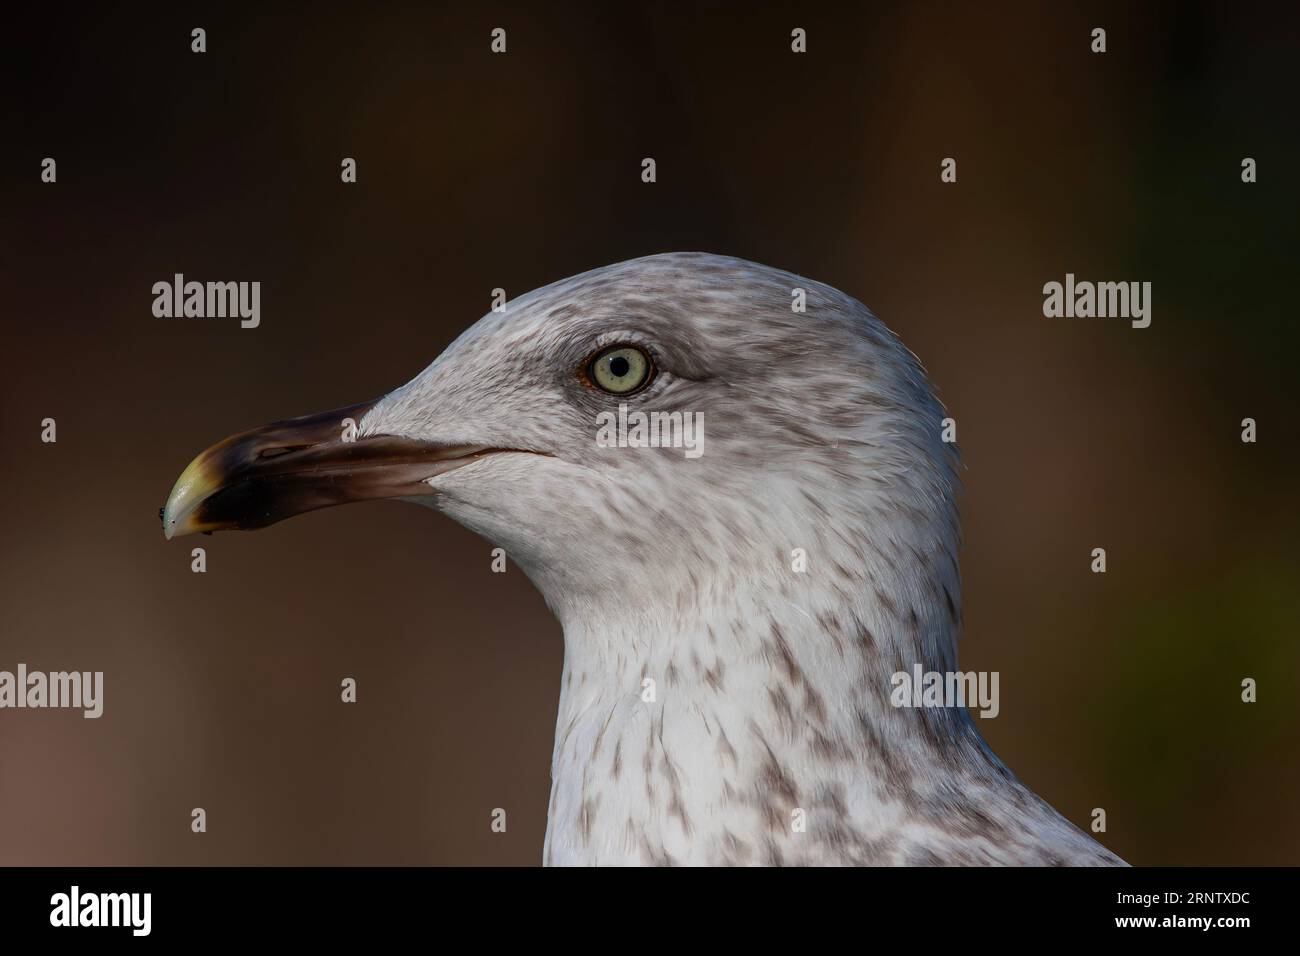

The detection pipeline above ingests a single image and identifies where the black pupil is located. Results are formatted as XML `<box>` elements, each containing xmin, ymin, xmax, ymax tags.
<box><xmin>608</xmin><ymin>355</ymin><xmax>631</xmax><ymax>378</ymax></box>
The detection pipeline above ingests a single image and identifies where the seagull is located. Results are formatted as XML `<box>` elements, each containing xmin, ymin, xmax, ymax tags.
<box><xmin>163</xmin><ymin>252</ymin><xmax>1126</xmax><ymax>866</ymax></box>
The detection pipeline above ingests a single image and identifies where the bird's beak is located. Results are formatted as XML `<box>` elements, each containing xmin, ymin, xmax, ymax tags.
<box><xmin>161</xmin><ymin>400</ymin><xmax>490</xmax><ymax>539</ymax></box>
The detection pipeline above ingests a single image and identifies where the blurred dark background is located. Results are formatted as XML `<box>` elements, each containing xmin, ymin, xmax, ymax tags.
<box><xmin>3</xmin><ymin>1</ymin><xmax>1297</xmax><ymax>865</ymax></box>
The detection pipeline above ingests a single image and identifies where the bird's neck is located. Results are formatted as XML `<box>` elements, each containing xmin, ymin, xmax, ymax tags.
<box><xmin>541</xmin><ymin>561</ymin><xmax>1000</xmax><ymax>866</ymax></box>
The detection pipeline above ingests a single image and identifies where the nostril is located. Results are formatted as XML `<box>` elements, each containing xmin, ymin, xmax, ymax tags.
<box><xmin>257</xmin><ymin>445</ymin><xmax>300</xmax><ymax>460</ymax></box>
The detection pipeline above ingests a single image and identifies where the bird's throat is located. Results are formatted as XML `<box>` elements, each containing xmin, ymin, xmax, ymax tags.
<box><xmin>541</xmin><ymin>576</ymin><xmax>975</xmax><ymax>865</ymax></box>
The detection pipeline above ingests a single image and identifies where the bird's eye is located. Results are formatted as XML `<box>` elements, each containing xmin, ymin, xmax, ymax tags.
<box><xmin>588</xmin><ymin>345</ymin><xmax>653</xmax><ymax>395</ymax></box>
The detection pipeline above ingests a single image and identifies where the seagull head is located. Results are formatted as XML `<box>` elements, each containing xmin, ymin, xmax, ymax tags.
<box><xmin>164</xmin><ymin>252</ymin><xmax>960</xmax><ymax>643</ymax></box>
<box><xmin>159</xmin><ymin>253</ymin><xmax>1133</xmax><ymax>868</ymax></box>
